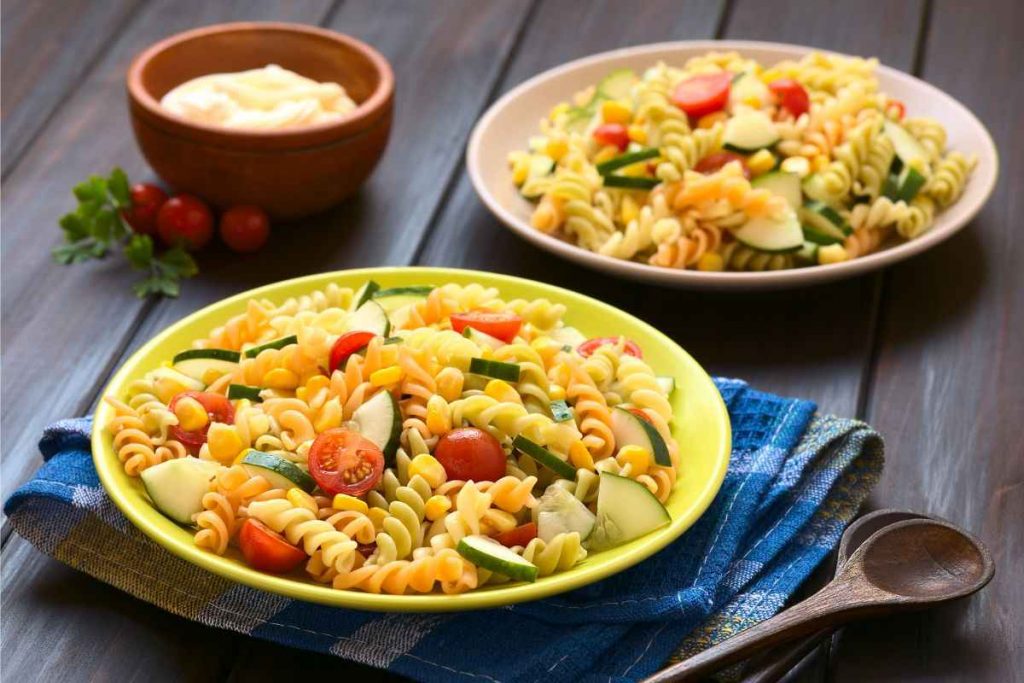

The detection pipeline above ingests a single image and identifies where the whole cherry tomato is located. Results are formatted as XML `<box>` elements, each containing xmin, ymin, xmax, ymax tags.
<box><xmin>450</xmin><ymin>310</ymin><xmax>523</xmax><ymax>343</ymax></box>
<box><xmin>592</xmin><ymin>123</ymin><xmax>630</xmax><ymax>151</ymax></box>
<box><xmin>671</xmin><ymin>72</ymin><xmax>731</xmax><ymax>118</ymax></box>
<box><xmin>694</xmin><ymin>151</ymin><xmax>752</xmax><ymax>179</ymax></box>
<box><xmin>219</xmin><ymin>205</ymin><xmax>270</xmax><ymax>253</ymax></box>
<box><xmin>308</xmin><ymin>428</ymin><xmax>385</xmax><ymax>497</ymax></box>
<box><xmin>238</xmin><ymin>519</ymin><xmax>306</xmax><ymax>573</ymax></box>
<box><xmin>577</xmin><ymin>337</ymin><xmax>643</xmax><ymax>359</ymax></box>
<box><xmin>121</xmin><ymin>183</ymin><xmax>168</xmax><ymax>236</ymax></box>
<box><xmin>768</xmin><ymin>78</ymin><xmax>811</xmax><ymax>118</ymax></box>
<box><xmin>328</xmin><ymin>330</ymin><xmax>377</xmax><ymax>373</ymax></box>
<box><xmin>168</xmin><ymin>391</ymin><xmax>235</xmax><ymax>454</ymax></box>
<box><xmin>157</xmin><ymin>194</ymin><xmax>214</xmax><ymax>250</ymax></box>
<box><xmin>435</xmin><ymin>427</ymin><xmax>506</xmax><ymax>482</ymax></box>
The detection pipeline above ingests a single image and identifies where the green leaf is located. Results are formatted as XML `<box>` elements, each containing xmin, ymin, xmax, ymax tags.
<box><xmin>92</xmin><ymin>209</ymin><xmax>116</xmax><ymax>243</ymax></box>
<box><xmin>73</xmin><ymin>175</ymin><xmax>107</xmax><ymax>203</ymax></box>
<box><xmin>158</xmin><ymin>247</ymin><xmax>198</xmax><ymax>278</ymax></box>
<box><xmin>107</xmin><ymin>168</ymin><xmax>131</xmax><ymax>206</ymax></box>
<box><xmin>124</xmin><ymin>234</ymin><xmax>154</xmax><ymax>269</ymax></box>
<box><xmin>58</xmin><ymin>213</ymin><xmax>89</xmax><ymax>241</ymax></box>
<box><xmin>52</xmin><ymin>240</ymin><xmax>99</xmax><ymax>264</ymax></box>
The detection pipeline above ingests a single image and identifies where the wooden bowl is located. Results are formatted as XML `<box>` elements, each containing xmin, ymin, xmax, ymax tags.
<box><xmin>127</xmin><ymin>22</ymin><xmax>394</xmax><ymax>219</ymax></box>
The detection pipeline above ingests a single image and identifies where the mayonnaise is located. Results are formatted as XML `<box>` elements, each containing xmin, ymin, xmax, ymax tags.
<box><xmin>160</xmin><ymin>64</ymin><xmax>358</xmax><ymax>130</ymax></box>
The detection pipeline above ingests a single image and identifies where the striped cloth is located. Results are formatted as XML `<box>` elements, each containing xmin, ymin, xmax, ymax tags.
<box><xmin>5</xmin><ymin>378</ymin><xmax>882</xmax><ymax>682</ymax></box>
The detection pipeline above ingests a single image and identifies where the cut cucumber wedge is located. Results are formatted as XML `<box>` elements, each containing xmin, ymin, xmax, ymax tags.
<box><xmin>751</xmin><ymin>171</ymin><xmax>802</xmax><ymax>210</ymax></box>
<box><xmin>241</xmin><ymin>450</ymin><xmax>316</xmax><ymax>492</ymax></box>
<box><xmin>602</xmin><ymin>175</ymin><xmax>659</xmax><ymax>190</ymax></box>
<box><xmin>723</xmin><ymin>110</ymin><xmax>780</xmax><ymax>153</ymax></box>
<box><xmin>549</xmin><ymin>399</ymin><xmax>574</xmax><ymax>423</ymax></box>
<box><xmin>372</xmin><ymin>286</ymin><xmax>434</xmax><ymax>314</ymax></box>
<box><xmin>655</xmin><ymin>376</ymin><xmax>675</xmax><ymax>396</ymax></box>
<box><xmin>513</xmin><ymin>435</ymin><xmax>577</xmax><ymax>480</ymax></box>
<box><xmin>884</xmin><ymin>120</ymin><xmax>930</xmax><ymax>171</ymax></box>
<box><xmin>347</xmin><ymin>300</ymin><xmax>391</xmax><ymax>336</ymax></box>
<box><xmin>729</xmin><ymin>70</ymin><xmax>770</xmax><ymax>109</ymax></box>
<box><xmin>469</xmin><ymin>358</ymin><xmax>521</xmax><ymax>382</ymax></box>
<box><xmin>798</xmin><ymin>201</ymin><xmax>850</xmax><ymax>245</ymax></box>
<box><xmin>596</xmin><ymin>68</ymin><xmax>636</xmax><ymax>101</ymax></box>
<box><xmin>733</xmin><ymin>208</ymin><xmax>803</xmax><ymax>253</ymax></box>
<box><xmin>173</xmin><ymin>354</ymin><xmax>239</xmax><ymax>384</ymax></box>
<box><xmin>596</xmin><ymin>148</ymin><xmax>660</xmax><ymax>176</ymax></box>
<box><xmin>351</xmin><ymin>280</ymin><xmax>381</xmax><ymax>310</ymax></box>
<box><xmin>587</xmin><ymin>472</ymin><xmax>671</xmax><ymax>551</ymax></box>
<box><xmin>884</xmin><ymin>165</ymin><xmax>926</xmax><ymax>202</ymax></box>
<box><xmin>610</xmin><ymin>407</ymin><xmax>671</xmax><ymax>467</ymax></box>
<box><xmin>351</xmin><ymin>390</ymin><xmax>401</xmax><ymax>464</ymax></box>
<box><xmin>244</xmin><ymin>336</ymin><xmax>298</xmax><ymax>358</ymax></box>
<box><xmin>457</xmin><ymin>535</ymin><xmax>538</xmax><ymax>582</ymax></box>
<box><xmin>141</xmin><ymin>457</ymin><xmax>221</xmax><ymax>524</ymax></box>
<box><xmin>462</xmin><ymin>326</ymin><xmax>506</xmax><ymax>350</ymax></box>
<box><xmin>227</xmin><ymin>384</ymin><xmax>263</xmax><ymax>402</ymax></box>
<box><xmin>795</xmin><ymin>241</ymin><xmax>820</xmax><ymax>264</ymax></box>
<box><xmin>536</xmin><ymin>485</ymin><xmax>596</xmax><ymax>542</ymax></box>
<box><xmin>173</xmin><ymin>348</ymin><xmax>241</xmax><ymax>364</ymax></box>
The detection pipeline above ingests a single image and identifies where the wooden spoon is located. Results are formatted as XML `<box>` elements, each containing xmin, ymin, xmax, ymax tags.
<box><xmin>644</xmin><ymin>519</ymin><xmax>994</xmax><ymax>683</ymax></box>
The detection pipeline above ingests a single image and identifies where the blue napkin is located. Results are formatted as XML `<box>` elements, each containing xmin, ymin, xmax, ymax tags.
<box><xmin>5</xmin><ymin>378</ymin><xmax>882</xmax><ymax>682</ymax></box>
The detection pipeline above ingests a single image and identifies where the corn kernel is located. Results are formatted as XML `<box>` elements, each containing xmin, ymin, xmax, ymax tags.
<box><xmin>409</xmin><ymin>454</ymin><xmax>448</xmax><ymax>488</ymax></box>
<box><xmin>173</xmin><ymin>396</ymin><xmax>209</xmax><ymax>431</ymax></box>
<box><xmin>544</xmin><ymin>138</ymin><xmax>568</xmax><ymax>162</ymax></box>
<box><xmin>619</xmin><ymin>195</ymin><xmax>640</xmax><ymax>225</ymax></box>
<box><xmin>697</xmin><ymin>111</ymin><xmax>728</xmax><ymax>129</ymax></box>
<box><xmin>154</xmin><ymin>373</ymin><xmax>197</xmax><ymax>403</ymax></box>
<box><xmin>817</xmin><ymin>244</ymin><xmax>849</xmax><ymax>265</ymax></box>
<box><xmin>780</xmin><ymin>156</ymin><xmax>811</xmax><ymax>178</ymax></box>
<box><xmin>206</xmin><ymin>423</ymin><xmax>244</xmax><ymax>464</ymax></box>
<box><xmin>370</xmin><ymin>365</ymin><xmax>403</xmax><ymax>387</ymax></box>
<box><xmin>594</xmin><ymin>145</ymin><xmax>620</xmax><ymax>165</ymax></box>
<box><xmin>366</xmin><ymin>507</ymin><xmax>389</xmax><ymax>530</ymax></box>
<box><xmin>287</xmin><ymin>488</ymin><xmax>317</xmax><ymax>513</ymax></box>
<box><xmin>263</xmin><ymin>368</ymin><xmax>300</xmax><ymax>390</ymax></box>
<box><xmin>601</xmin><ymin>99</ymin><xmax>632</xmax><ymax>124</ymax></box>
<box><xmin>747</xmin><ymin>149</ymin><xmax>777</xmax><ymax>176</ymax></box>
<box><xmin>627</xmin><ymin>124</ymin><xmax>647</xmax><ymax>144</ymax></box>
<box><xmin>549</xmin><ymin>385</ymin><xmax>567</xmax><ymax>402</ymax></box>
<box><xmin>548</xmin><ymin>102</ymin><xmax>570</xmax><ymax>121</ymax></box>
<box><xmin>742</xmin><ymin>95</ymin><xmax>762</xmax><ymax>109</ymax></box>
<box><xmin>760</xmin><ymin>68</ymin><xmax>783</xmax><ymax>83</ymax></box>
<box><xmin>569</xmin><ymin>440</ymin><xmax>595</xmax><ymax>470</ymax></box>
<box><xmin>812</xmin><ymin>154</ymin><xmax>830</xmax><ymax>173</ymax></box>
<box><xmin>616</xmin><ymin>445</ymin><xmax>652</xmax><ymax>476</ymax></box>
<box><xmin>697</xmin><ymin>252</ymin><xmax>725</xmax><ymax>272</ymax></box>
<box><xmin>332</xmin><ymin>494</ymin><xmax>369</xmax><ymax>514</ymax></box>
<box><xmin>511</xmin><ymin>155</ymin><xmax>530</xmax><ymax>185</ymax></box>
<box><xmin>435</xmin><ymin>367</ymin><xmax>464</xmax><ymax>402</ymax></box>
<box><xmin>426</xmin><ymin>395</ymin><xmax>451</xmax><ymax>436</ymax></box>
<box><xmin>485</xmin><ymin>379</ymin><xmax>521</xmax><ymax>404</ymax></box>
<box><xmin>424</xmin><ymin>495</ymin><xmax>452</xmax><ymax>521</ymax></box>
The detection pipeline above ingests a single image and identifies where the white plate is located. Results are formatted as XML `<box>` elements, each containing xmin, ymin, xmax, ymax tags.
<box><xmin>467</xmin><ymin>41</ymin><xmax>998</xmax><ymax>290</ymax></box>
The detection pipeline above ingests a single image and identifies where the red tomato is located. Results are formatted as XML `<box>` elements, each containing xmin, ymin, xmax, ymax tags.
<box><xmin>168</xmin><ymin>391</ymin><xmax>235</xmax><ymax>454</ymax></box>
<box><xmin>219</xmin><ymin>205</ymin><xmax>270</xmax><ymax>253</ymax></box>
<box><xmin>121</xmin><ymin>183</ymin><xmax>168</xmax><ymax>235</ymax></box>
<box><xmin>592</xmin><ymin>123</ymin><xmax>629</xmax><ymax>151</ymax></box>
<box><xmin>435</xmin><ymin>428</ymin><xmax>506</xmax><ymax>482</ymax></box>
<box><xmin>889</xmin><ymin>99</ymin><xmax>906</xmax><ymax>121</ymax></box>
<box><xmin>157</xmin><ymin>194</ymin><xmax>214</xmax><ymax>250</ymax></box>
<box><xmin>577</xmin><ymin>337</ymin><xmax>643</xmax><ymax>359</ymax></box>
<box><xmin>238</xmin><ymin>519</ymin><xmax>306</xmax><ymax>573</ymax></box>
<box><xmin>768</xmin><ymin>79</ymin><xmax>810</xmax><ymax>118</ymax></box>
<box><xmin>329</xmin><ymin>331</ymin><xmax>377</xmax><ymax>373</ymax></box>
<box><xmin>694</xmin><ymin>151</ymin><xmax>752</xmax><ymax>179</ymax></box>
<box><xmin>494</xmin><ymin>522</ymin><xmax>538</xmax><ymax>548</ymax></box>
<box><xmin>450</xmin><ymin>310</ymin><xmax>523</xmax><ymax>343</ymax></box>
<box><xmin>308</xmin><ymin>428</ymin><xmax>385</xmax><ymax>496</ymax></box>
<box><xmin>671</xmin><ymin>72</ymin><xmax>731</xmax><ymax>118</ymax></box>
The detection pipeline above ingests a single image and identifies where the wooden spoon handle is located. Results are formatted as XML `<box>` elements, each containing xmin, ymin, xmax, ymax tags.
<box><xmin>738</xmin><ymin>629</ymin><xmax>832</xmax><ymax>683</ymax></box>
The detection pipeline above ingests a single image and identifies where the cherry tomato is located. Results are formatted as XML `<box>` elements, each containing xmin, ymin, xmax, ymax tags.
<box><xmin>592</xmin><ymin>123</ymin><xmax>629</xmax><ymax>151</ymax></box>
<box><xmin>328</xmin><ymin>330</ymin><xmax>376</xmax><ymax>373</ymax></box>
<box><xmin>450</xmin><ymin>310</ymin><xmax>523</xmax><ymax>343</ymax></box>
<box><xmin>671</xmin><ymin>72</ymin><xmax>731</xmax><ymax>118</ymax></box>
<box><xmin>157</xmin><ymin>194</ymin><xmax>214</xmax><ymax>250</ymax></box>
<box><xmin>308</xmin><ymin>428</ymin><xmax>385</xmax><ymax>497</ymax></box>
<box><xmin>768</xmin><ymin>78</ymin><xmax>810</xmax><ymax>118</ymax></box>
<box><xmin>694</xmin><ymin>151</ymin><xmax>752</xmax><ymax>179</ymax></box>
<box><xmin>168</xmin><ymin>391</ymin><xmax>235</xmax><ymax>454</ymax></box>
<box><xmin>435</xmin><ymin>427</ymin><xmax>506</xmax><ymax>482</ymax></box>
<box><xmin>494</xmin><ymin>522</ymin><xmax>538</xmax><ymax>548</ymax></box>
<box><xmin>121</xmin><ymin>183</ymin><xmax>168</xmax><ymax>236</ymax></box>
<box><xmin>889</xmin><ymin>99</ymin><xmax>906</xmax><ymax>121</ymax></box>
<box><xmin>577</xmin><ymin>337</ymin><xmax>643</xmax><ymax>359</ymax></box>
<box><xmin>219</xmin><ymin>205</ymin><xmax>270</xmax><ymax>253</ymax></box>
<box><xmin>238</xmin><ymin>518</ymin><xmax>306</xmax><ymax>573</ymax></box>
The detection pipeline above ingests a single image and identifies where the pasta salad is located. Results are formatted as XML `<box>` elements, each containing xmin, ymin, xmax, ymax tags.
<box><xmin>510</xmin><ymin>51</ymin><xmax>976</xmax><ymax>271</ymax></box>
<box><xmin>104</xmin><ymin>281</ymin><xmax>678</xmax><ymax>593</ymax></box>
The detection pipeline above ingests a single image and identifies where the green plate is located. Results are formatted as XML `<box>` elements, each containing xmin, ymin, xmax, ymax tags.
<box><xmin>92</xmin><ymin>267</ymin><xmax>730</xmax><ymax>612</ymax></box>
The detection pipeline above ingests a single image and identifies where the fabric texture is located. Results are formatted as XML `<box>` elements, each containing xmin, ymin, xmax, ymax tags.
<box><xmin>5</xmin><ymin>378</ymin><xmax>883</xmax><ymax>682</ymax></box>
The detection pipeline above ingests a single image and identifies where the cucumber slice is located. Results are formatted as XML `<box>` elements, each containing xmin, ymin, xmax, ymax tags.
<box><xmin>610</xmin><ymin>407</ymin><xmax>671</xmax><ymax>467</ymax></box>
<box><xmin>798</xmin><ymin>201</ymin><xmax>850</xmax><ymax>245</ymax></box>
<box><xmin>173</xmin><ymin>356</ymin><xmax>239</xmax><ymax>384</ymax></box>
<box><xmin>549</xmin><ymin>326</ymin><xmax>587</xmax><ymax>350</ymax></box>
<box><xmin>351</xmin><ymin>280</ymin><xmax>381</xmax><ymax>310</ymax></box>
<box><xmin>550</xmin><ymin>399</ymin><xmax>573</xmax><ymax>423</ymax></box>
<box><xmin>795</xmin><ymin>241</ymin><xmax>820</xmax><ymax>264</ymax></box>
<box><xmin>141</xmin><ymin>457</ymin><xmax>220</xmax><ymax>524</ymax></box>
<box><xmin>596</xmin><ymin>148</ymin><xmax>660</xmax><ymax>176</ymax></box>
<box><xmin>244</xmin><ymin>336</ymin><xmax>298</xmax><ymax>358</ymax></box>
<box><xmin>886</xmin><ymin>165</ymin><xmax>926</xmax><ymax>202</ymax></box>
<box><xmin>457</xmin><ymin>535</ymin><xmax>538</xmax><ymax>582</ymax></box>
<box><xmin>884</xmin><ymin>121</ymin><xmax>930</xmax><ymax>171</ymax></box>
<box><xmin>655</xmin><ymin>376</ymin><xmax>675</xmax><ymax>395</ymax></box>
<box><xmin>563</xmin><ymin>107</ymin><xmax>596</xmax><ymax>135</ymax></box>
<box><xmin>596</xmin><ymin>68</ymin><xmax>636</xmax><ymax>101</ymax></box>
<box><xmin>469</xmin><ymin>358</ymin><xmax>521</xmax><ymax>382</ymax></box>
<box><xmin>513</xmin><ymin>435</ymin><xmax>577</xmax><ymax>479</ymax></box>
<box><xmin>723</xmin><ymin>110</ymin><xmax>780</xmax><ymax>153</ymax></box>
<box><xmin>536</xmin><ymin>485</ymin><xmax>596</xmax><ymax>542</ymax></box>
<box><xmin>729</xmin><ymin>70</ymin><xmax>770</xmax><ymax>109</ymax></box>
<box><xmin>227</xmin><ymin>384</ymin><xmax>263</xmax><ymax>402</ymax></box>
<box><xmin>602</xmin><ymin>175</ymin><xmax>659</xmax><ymax>190</ymax></box>
<box><xmin>587</xmin><ymin>472</ymin><xmax>670</xmax><ymax>551</ymax></box>
<box><xmin>751</xmin><ymin>171</ymin><xmax>802</xmax><ymax>210</ymax></box>
<box><xmin>348</xmin><ymin>300</ymin><xmax>391</xmax><ymax>336</ymax></box>
<box><xmin>733</xmin><ymin>208</ymin><xmax>803</xmax><ymax>253</ymax></box>
<box><xmin>351</xmin><ymin>390</ymin><xmax>401</xmax><ymax>464</ymax></box>
<box><xmin>462</xmin><ymin>326</ymin><xmax>506</xmax><ymax>350</ymax></box>
<box><xmin>150</xmin><ymin>367</ymin><xmax>206</xmax><ymax>402</ymax></box>
<box><xmin>173</xmin><ymin>348</ymin><xmax>241</xmax><ymax>364</ymax></box>
<box><xmin>241</xmin><ymin>450</ymin><xmax>316</xmax><ymax>492</ymax></box>
<box><xmin>382</xmin><ymin>336</ymin><xmax>404</xmax><ymax>345</ymax></box>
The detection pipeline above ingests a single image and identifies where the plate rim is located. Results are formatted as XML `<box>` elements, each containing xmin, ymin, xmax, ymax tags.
<box><xmin>92</xmin><ymin>266</ymin><xmax>731</xmax><ymax>612</ymax></box>
<box><xmin>467</xmin><ymin>39</ymin><xmax>1000</xmax><ymax>290</ymax></box>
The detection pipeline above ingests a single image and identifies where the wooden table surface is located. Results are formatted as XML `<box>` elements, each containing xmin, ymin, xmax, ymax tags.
<box><xmin>2</xmin><ymin>0</ymin><xmax>1021</xmax><ymax>680</ymax></box>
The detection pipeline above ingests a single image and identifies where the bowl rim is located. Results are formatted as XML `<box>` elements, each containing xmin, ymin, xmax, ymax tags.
<box><xmin>126</xmin><ymin>21</ymin><xmax>395</xmax><ymax>148</ymax></box>
<box><xmin>466</xmin><ymin>39</ymin><xmax>1000</xmax><ymax>291</ymax></box>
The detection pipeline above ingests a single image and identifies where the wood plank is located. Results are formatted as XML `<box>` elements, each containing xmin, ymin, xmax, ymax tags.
<box><xmin>0</xmin><ymin>0</ymin><xmax>141</xmax><ymax>176</ymax></box>
<box><xmin>833</xmin><ymin>0</ymin><xmax>1024</xmax><ymax>680</ymax></box>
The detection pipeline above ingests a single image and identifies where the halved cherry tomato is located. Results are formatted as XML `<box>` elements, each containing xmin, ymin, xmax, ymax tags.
<box><xmin>889</xmin><ymin>99</ymin><xmax>906</xmax><ymax>121</ymax></box>
<box><xmin>592</xmin><ymin>123</ymin><xmax>629</xmax><ymax>151</ymax></box>
<box><xmin>577</xmin><ymin>337</ymin><xmax>643</xmax><ymax>359</ymax></box>
<box><xmin>434</xmin><ymin>427</ymin><xmax>506</xmax><ymax>482</ymax></box>
<box><xmin>168</xmin><ymin>391</ymin><xmax>235</xmax><ymax>454</ymax></box>
<box><xmin>308</xmin><ymin>428</ymin><xmax>384</xmax><ymax>496</ymax></box>
<box><xmin>628</xmin><ymin>407</ymin><xmax>654</xmax><ymax>425</ymax></box>
<box><xmin>768</xmin><ymin>79</ymin><xmax>810</xmax><ymax>118</ymax></box>
<box><xmin>671</xmin><ymin>72</ymin><xmax>731</xmax><ymax>118</ymax></box>
<box><xmin>450</xmin><ymin>310</ymin><xmax>523</xmax><ymax>343</ymax></box>
<box><xmin>494</xmin><ymin>522</ymin><xmax>538</xmax><ymax>548</ymax></box>
<box><xmin>694</xmin><ymin>151</ymin><xmax>752</xmax><ymax>179</ymax></box>
<box><xmin>238</xmin><ymin>518</ymin><xmax>306</xmax><ymax>573</ymax></box>
<box><xmin>329</xmin><ymin>330</ymin><xmax>377</xmax><ymax>373</ymax></box>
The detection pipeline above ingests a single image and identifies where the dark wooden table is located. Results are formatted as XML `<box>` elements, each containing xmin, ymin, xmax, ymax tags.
<box><xmin>2</xmin><ymin>1</ymin><xmax>1020</xmax><ymax>680</ymax></box>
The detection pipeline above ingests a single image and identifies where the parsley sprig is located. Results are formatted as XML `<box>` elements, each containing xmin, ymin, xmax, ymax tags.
<box><xmin>53</xmin><ymin>168</ymin><xmax>198</xmax><ymax>297</ymax></box>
